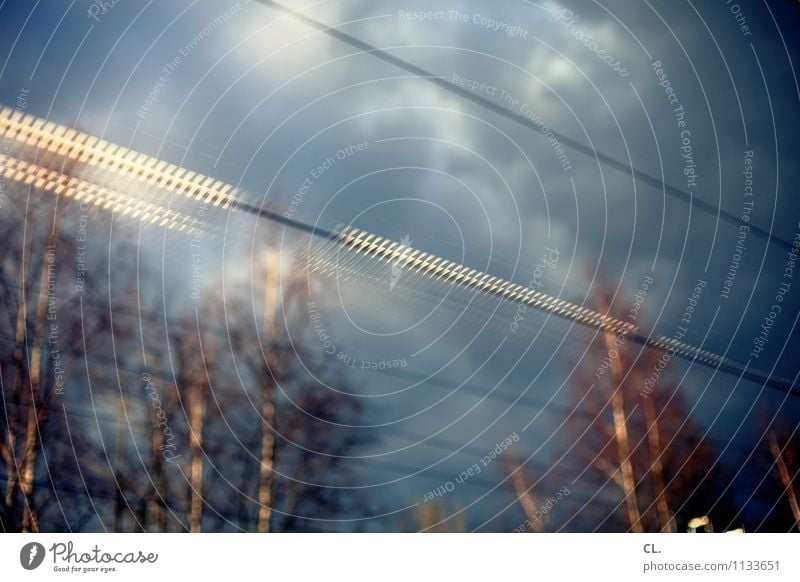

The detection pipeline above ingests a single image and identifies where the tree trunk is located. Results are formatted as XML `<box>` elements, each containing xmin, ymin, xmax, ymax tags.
<box><xmin>768</xmin><ymin>431</ymin><xmax>800</xmax><ymax>526</ymax></box>
<box><xmin>5</xmin><ymin>211</ymin><xmax>36</xmax><ymax>526</ymax></box>
<box><xmin>510</xmin><ymin>468</ymin><xmax>545</xmax><ymax>532</ymax></box>
<box><xmin>257</xmin><ymin>384</ymin><xmax>276</xmax><ymax>532</ymax></box>
<box><xmin>640</xmin><ymin>392</ymin><xmax>674</xmax><ymax>532</ymax></box>
<box><xmin>150</xmin><ymin>415</ymin><xmax>167</xmax><ymax>532</ymax></box>
<box><xmin>595</xmin><ymin>292</ymin><xmax>643</xmax><ymax>533</ymax></box>
<box><xmin>189</xmin><ymin>386</ymin><xmax>205</xmax><ymax>532</ymax></box>
<box><xmin>257</xmin><ymin>248</ymin><xmax>280</xmax><ymax>533</ymax></box>
<box><xmin>20</xmin><ymin>237</ymin><xmax>58</xmax><ymax>533</ymax></box>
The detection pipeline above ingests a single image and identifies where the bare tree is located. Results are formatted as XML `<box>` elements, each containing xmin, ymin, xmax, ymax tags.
<box><xmin>0</xmin><ymin>155</ymin><xmax>100</xmax><ymax>531</ymax></box>
<box><xmin>220</xmin><ymin>245</ymin><xmax>367</xmax><ymax>532</ymax></box>
<box><xmin>564</xmin><ymin>284</ymin><xmax>735</xmax><ymax>532</ymax></box>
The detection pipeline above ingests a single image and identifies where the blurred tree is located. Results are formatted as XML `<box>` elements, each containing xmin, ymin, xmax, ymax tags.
<box><xmin>564</xmin><ymin>283</ymin><xmax>740</xmax><ymax>532</ymax></box>
<box><xmin>0</xmin><ymin>152</ymin><xmax>367</xmax><ymax>531</ymax></box>
<box><xmin>0</xmin><ymin>153</ymin><xmax>114</xmax><ymax>531</ymax></box>
<box><xmin>221</xmin><ymin>246</ymin><xmax>367</xmax><ymax>532</ymax></box>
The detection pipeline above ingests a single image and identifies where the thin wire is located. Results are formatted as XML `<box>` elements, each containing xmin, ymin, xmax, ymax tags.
<box><xmin>253</xmin><ymin>0</ymin><xmax>794</xmax><ymax>253</ymax></box>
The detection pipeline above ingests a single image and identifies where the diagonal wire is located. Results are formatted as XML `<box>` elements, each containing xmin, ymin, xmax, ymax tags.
<box><xmin>1</xmin><ymin>105</ymin><xmax>797</xmax><ymax>397</ymax></box>
<box><xmin>306</xmin><ymin>227</ymin><xmax>798</xmax><ymax>396</ymax></box>
<box><xmin>253</xmin><ymin>0</ymin><xmax>793</xmax><ymax>252</ymax></box>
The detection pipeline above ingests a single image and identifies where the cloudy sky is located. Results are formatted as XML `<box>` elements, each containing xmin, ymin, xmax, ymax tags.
<box><xmin>2</xmin><ymin>0</ymin><xmax>799</xmax><ymax>530</ymax></box>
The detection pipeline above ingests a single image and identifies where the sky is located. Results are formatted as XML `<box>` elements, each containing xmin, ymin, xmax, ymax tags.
<box><xmin>1</xmin><ymin>0</ymin><xmax>799</xmax><ymax>531</ymax></box>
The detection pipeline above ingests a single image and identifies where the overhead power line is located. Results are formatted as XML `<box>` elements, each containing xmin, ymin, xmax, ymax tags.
<box><xmin>0</xmin><ymin>154</ymin><xmax>207</xmax><ymax>235</ymax></box>
<box><xmin>307</xmin><ymin>225</ymin><xmax>799</xmax><ymax>396</ymax></box>
<box><xmin>0</xmin><ymin>105</ymin><xmax>797</xmax><ymax>397</ymax></box>
<box><xmin>253</xmin><ymin>0</ymin><xmax>793</xmax><ymax>253</ymax></box>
